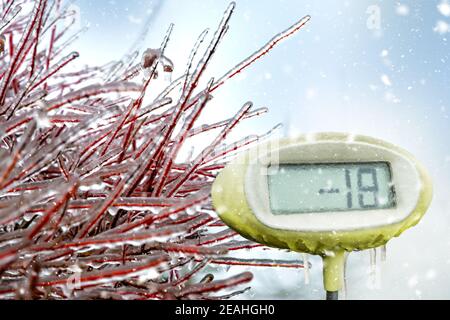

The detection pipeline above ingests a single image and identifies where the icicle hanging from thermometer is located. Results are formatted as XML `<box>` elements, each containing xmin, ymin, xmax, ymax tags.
<box><xmin>302</xmin><ymin>253</ymin><xmax>310</xmax><ymax>285</ymax></box>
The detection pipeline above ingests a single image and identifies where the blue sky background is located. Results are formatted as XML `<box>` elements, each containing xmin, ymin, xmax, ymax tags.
<box><xmin>71</xmin><ymin>0</ymin><xmax>450</xmax><ymax>299</ymax></box>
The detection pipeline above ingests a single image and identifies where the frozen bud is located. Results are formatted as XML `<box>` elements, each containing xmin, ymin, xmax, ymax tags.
<box><xmin>141</xmin><ymin>48</ymin><xmax>161</xmax><ymax>69</ymax></box>
<box><xmin>163</xmin><ymin>64</ymin><xmax>173</xmax><ymax>73</ymax></box>
<box><xmin>0</xmin><ymin>35</ymin><xmax>5</xmax><ymax>56</ymax></box>
<box><xmin>141</xmin><ymin>48</ymin><xmax>174</xmax><ymax>80</ymax></box>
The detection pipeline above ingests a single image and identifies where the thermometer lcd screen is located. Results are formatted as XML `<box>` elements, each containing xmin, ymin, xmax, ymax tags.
<box><xmin>267</xmin><ymin>162</ymin><xmax>396</xmax><ymax>214</ymax></box>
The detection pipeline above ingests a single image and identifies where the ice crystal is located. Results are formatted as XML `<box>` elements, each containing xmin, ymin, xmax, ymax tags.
<box><xmin>0</xmin><ymin>0</ymin><xmax>310</xmax><ymax>300</ymax></box>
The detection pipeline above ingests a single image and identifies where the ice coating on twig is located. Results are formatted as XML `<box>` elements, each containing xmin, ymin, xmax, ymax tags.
<box><xmin>0</xmin><ymin>0</ymin><xmax>310</xmax><ymax>300</ymax></box>
<box><xmin>212</xmin><ymin>15</ymin><xmax>311</xmax><ymax>91</ymax></box>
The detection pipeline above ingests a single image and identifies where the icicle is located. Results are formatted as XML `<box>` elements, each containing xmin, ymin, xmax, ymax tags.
<box><xmin>381</xmin><ymin>244</ymin><xmax>387</xmax><ymax>262</ymax></box>
<box><xmin>302</xmin><ymin>253</ymin><xmax>310</xmax><ymax>285</ymax></box>
<box><xmin>368</xmin><ymin>248</ymin><xmax>381</xmax><ymax>289</ymax></box>
<box><xmin>369</xmin><ymin>248</ymin><xmax>376</xmax><ymax>283</ymax></box>
<box><xmin>340</xmin><ymin>252</ymin><xmax>349</xmax><ymax>300</ymax></box>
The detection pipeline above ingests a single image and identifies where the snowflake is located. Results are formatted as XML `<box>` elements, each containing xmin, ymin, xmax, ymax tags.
<box><xmin>434</xmin><ymin>20</ymin><xmax>450</xmax><ymax>35</ymax></box>
<box><xmin>438</xmin><ymin>0</ymin><xmax>450</xmax><ymax>17</ymax></box>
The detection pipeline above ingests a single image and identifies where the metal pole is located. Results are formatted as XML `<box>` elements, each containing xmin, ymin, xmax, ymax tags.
<box><xmin>326</xmin><ymin>291</ymin><xmax>339</xmax><ymax>300</ymax></box>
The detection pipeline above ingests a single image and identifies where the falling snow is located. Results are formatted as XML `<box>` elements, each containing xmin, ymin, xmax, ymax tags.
<box><xmin>396</xmin><ymin>4</ymin><xmax>410</xmax><ymax>17</ymax></box>
<box><xmin>0</xmin><ymin>0</ymin><xmax>449</xmax><ymax>300</ymax></box>
<box><xmin>438</xmin><ymin>0</ymin><xmax>450</xmax><ymax>17</ymax></box>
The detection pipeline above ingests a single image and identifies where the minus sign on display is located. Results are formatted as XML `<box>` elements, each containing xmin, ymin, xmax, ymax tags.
<box><xmin>319</xmin><ymin>189</ymin><xmax>341</xmax><ymax>195</ymax></box>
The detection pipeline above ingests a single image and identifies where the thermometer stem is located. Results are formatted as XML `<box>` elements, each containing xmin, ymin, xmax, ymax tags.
<box><xmin>322</xmin><ymin>250</ymin><xmax>347</xmax><ymax>299</ymax></box>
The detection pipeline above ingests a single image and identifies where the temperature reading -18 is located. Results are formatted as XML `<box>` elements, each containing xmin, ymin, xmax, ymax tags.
<box><xmin>268</xmin><ymin>162</ymin><xmax>396</xmax><ymax>214</ymax></box>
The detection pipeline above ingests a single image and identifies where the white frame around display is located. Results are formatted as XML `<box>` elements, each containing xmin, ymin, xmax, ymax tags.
<box><xmin>245</xmin><ymin>139</ymin><xmax>421</xmax><ymax>232</ymax></box>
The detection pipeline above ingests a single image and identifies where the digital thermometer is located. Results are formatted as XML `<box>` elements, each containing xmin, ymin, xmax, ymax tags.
<box><xmin>212</xmin><ymin>133</ymin><xmax>433</xmax><ymax>299</ymax></box>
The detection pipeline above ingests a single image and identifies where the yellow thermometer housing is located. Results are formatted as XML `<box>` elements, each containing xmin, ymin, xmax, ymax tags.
<box><xmin>212</xmin><ymin>133</ymin><xmax>433</xmax><ymax>294</ymax></box>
